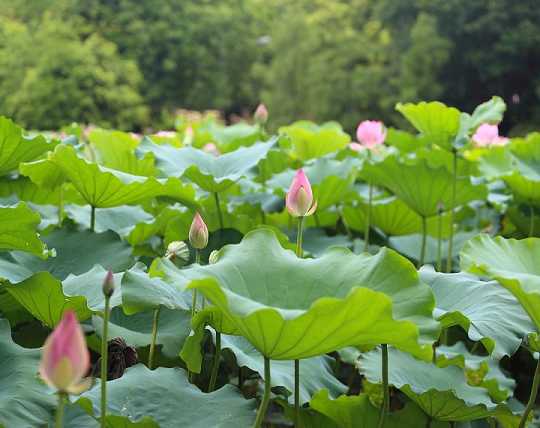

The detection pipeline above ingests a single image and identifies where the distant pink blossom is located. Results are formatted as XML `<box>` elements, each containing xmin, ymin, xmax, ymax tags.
<box><xmin>354</xmin><ymin>120</ymin><xmax>386</xmax><ymax>150</ymax></box>
<box><xmin>39</xmin><ymin>311</ymin><xmax>91</xmax><ymax>394</ymax></box>
<box><xmin>472</xmin><ymin>124</ymin><xmax>509</xmax><ymax>147</ymax></box>
<box><xmin>254</xmin><ymin>103</ymin><xmax>268</xmax><ymax>124</ymax></box>
<box><xmin>203</xmin><ymin>143</ymin><xmax>220</xmax><ymax>156</ymax></box>
<box><xmin>286</xmin><ymin>169</ymin><xmax>317</xmax><ymax>217</ymax></box>
<box><xmin>155</xmin><ymin>130</ymin><xmax>177</xmax><ymax>138</ymax></box>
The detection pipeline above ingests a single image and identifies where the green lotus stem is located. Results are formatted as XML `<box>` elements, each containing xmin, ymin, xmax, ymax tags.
<box><xmin>294</xmin><ymin>216</ymin><xmax>305</xmax><ymax>427</ymax></box>
<box><xmin>426</xmin><ymin>416</ymin><xmax>432</xmax><ymax>428</ymax></box>
<box><xmin>238</xmin><ymin>366</ymin><xmax>244</xmax><ymax>389</ymax></box>
<box><xmin>377</xmin><ymin>344</ymin><xmax>390</xmax><ymax>428</ymax></box>
<box><xmin>214</xmin><ymin>192</ymin><xmax>224</xmax><ymax>230</ymax></box>
<box><xmin>261</xmin><ymin>210</ymin><xmax>266</xmax><ymax>225</ymax></box>
<box><xmin>488</xmin><ymin>418</ymin><xmax>496</xmax><ymax>428</ymax></box>
<box><xmin>55</xmin><ymin>392</ymin><xmax>66</xmax><ymax>428</ymax></box>
<box><xmin>419</xmin><ymin>216</ymin><xmax>427</xmax><ymax>268</ymax></box>
<box><xmin>90</xmin><ymin>205</ymin><xmax>96</xmax><ymax>232</ymax></box>
<box><xmin>446</xmin><ymin>149</ymin><xmax>457</xmax><ymax>273</ymax></box>
<box><xmin>364</xmin><ymin>181</ymin><xmax>373</xmax><ymax>252</ymax></box>
<box><xmin>58</xmin><ymin>185</ymin><xmax>64</xmax><ymax>226</ymax></box>
<box><xmin>314</xmin><ymin>212</ymin><xmax>321</xmax><ymax>227</ymax></box>
<box><xmin>529</xmin><ymin>204</ymin><xmax>535</xmax><ymax>237</ymax></box>
<box><xmin>518</xmin><ymin>357</ymin><xmax>540</xmax><ymax>428</ymax></box>
<box><xmin>253</xmin><ymin>357</ymin><xmax>271</xmax><ymax>428</ymax></box>
<box><xmin>208</xmin><ymin>332</ymin><xmax>221</xmax><ymax>392</ymax></box>
<box><xmin>192</xmin><ymin>250</ymin><xmax>201</xmax><ymax>318</ymax></box>
<box><xmin>148</xmin><ymin>306</ymin><xmax>161</xmax><ymax>370</ymax></box>
<box><xmin>437</xmin><ymin>210</ymin><xmax>443</xmax><ymax>271</ymax></box>
<box><xmin>100</xmin><ymin>294</ymin><xmax>111</xmax><ymax>428</ymax></box>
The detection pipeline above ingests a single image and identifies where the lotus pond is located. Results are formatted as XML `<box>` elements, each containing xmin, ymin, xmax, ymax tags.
<box><xmin>1</xmin><ymin>97</ymin><xmax>540</xmax><ymax>428</ymax></box>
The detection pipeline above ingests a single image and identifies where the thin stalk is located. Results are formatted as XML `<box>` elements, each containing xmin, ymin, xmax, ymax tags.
<box><xmin>294</xmin><ymin>216</ymin><xmax>305</xmax><ymax>427</ymax></box>
<box><xmin>253</xmin><ymin>357</ymin><xmax>271</xmax><ymax>428</ymax></box>
<box><xmin>148</xmin><ymin>306</ymin><xmax>161</xmax><ymax>370</ymax></box>
<box><xmin>100</xmin><ymin>294</ymin><xmax>111</xmax><ymax>428</ymax></box>
<box><xmin>436</xmin><ymin>209</ymin><xmax>443</xmax><ymax>271</ymax></box>
<box><xmin>58</xmin><ymin>185</ymin><xmax>64</xmax><ymax>226</ymax></box>
<box><xmin>426</xmin><ymin>416</ymin><xmax>432</xmax><ymax>428</ymax></box>
<box><xmin>55</xmin><ymin>392</ymin><xmax>66</xmax><ymax>428</ymax></box>
<box><xmin>90</xmin><ymin>205</ymin><xmax>96</xmax><ymax>232</ymax></box>
<box><xmin>238</xmin><ymin>366</ymin><xmax>244</xmax><ymax>389</ymax></box>
<box><xmin>364</xmin><ymin>181</ymin><xmax>374</xmax><ymax>252</ymax></box>
<box><xmin>419</xmin><ymin>216</ymin><xmax>427</xmax><ymax>268</ymax></box>
<box><xmin>446</xmin><ymin>150</ymin><xmax>457</xmax><ymax>272</ymax></box>
<box><xmin>208</xmin><ymin>332</ymin><xmax>221</xmax><ymax>392</ymax></box>
<box><xmin>214</xmin><ymin>192</ymin><xmax>224</xmax><ymax>230</ymax></box>
<box><xmin>518</xmin><ymin>358</ymin><xmax>540</xmax><ymax>428</ymax></box>
<box><xmin>377</xmin><ymin>344</ymin><xmax>389</xmax><ymax>428</ymax></box>
<box><xmin>488</xmin><ymin>418</ymin><xmax>496</xmax><ymax>428</ymax></box>
<box><xmin>529</xmin><ymin>204</ymin><xmax>535</xmax><ymax>237</ymax></box>
<box><xmin>192</xmin><ymin>250</ymin><xmax>201</xmax><ymax>319</ymax></box>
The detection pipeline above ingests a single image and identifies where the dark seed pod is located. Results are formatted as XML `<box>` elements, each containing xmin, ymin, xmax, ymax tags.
<box><xmin>92</xmin><ymin>337</ymin><xmax>138</xmax><ymax>380</ymax></box>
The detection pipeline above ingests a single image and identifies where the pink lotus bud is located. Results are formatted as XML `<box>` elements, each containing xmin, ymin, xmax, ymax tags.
<box><xmin>254</xmin><ymin>103</ymin><xmax>268</xmax><ymax>124</ymax></box>
<box><xmin>39</xmin><ymin>311</ymin><xmax>91</xmax><ymax>394</ymax></box>
<box><xmin>189</xmin><ymin>212</ymin><xmax>209</xmax><ymax>249</ymax></box>
<box><xmin>472</xmin><ymin>123</ymin><xmax>509</xmax><ymax>147</ymax></box>
<box><xmin>202</xmin><ymin>142</ymin><xmax>220</xmax><ymax>156</ymax></box>
<box><xmin>183</xmin><ymin>126</ymin><xmax>194</xmax><ymax>146</ymax></box>
<box><xmin>286</xmin><ymin>169</ymin><xmax>317</xmax><ymax>217</ymax></box>
<box><xmin>102</xmin><ymin>269</ymin><xmax>114</xmax><ymax>298</ymax></box>
<box><xmin>356</xmin><ymin>120</ymin><xmax>386</xmax><ymax>149</ymax></box>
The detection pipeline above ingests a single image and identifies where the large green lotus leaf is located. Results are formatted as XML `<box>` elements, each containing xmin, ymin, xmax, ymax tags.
<box><xmin>461</xmin><ymin>234</ymin><xmax>540</xmax><ymax>333</ymax></box>
<box><xmin>88</xmin><ymin>129</ymin><xmax>155</xmax><ymax>176</ymax></box>
<box><xmin>51</xmin><ymin>144</ymin><xmax>166</xmax><ymax>208</ymax></box>
<box><xmin>389</xmin><ymin>231</ymin><xmax>477</xmax><ymax>265</ymax></box>
<box><xmin>126</xmin><ymin>206</ymin><xmax>186</xmax><ymax>247</ymax></box>
<box><xmin>65</xmin><ymin>205</ymin><xmax>154</xmax><ymax>237</ymax></box>
<box><xmin>279</xmin><ymin>121</ymin><xmax>351</xmax><ymax>160</ymax></box>
<box><xmin>310</xmin><ymin>389</ymin><xmax>448</xmax><ymax>428</ymax></box>
<box><xmin>420</xmin><ymin>267</ymin><xmax>535</xmax><ymax>358</ymax></box>
<box><xmin>64</xmin><ymin>402</ymin><xmax>159</xmax><ymax>428</ymax></box>
<box><xmin>359</xmin><ymin>347</ymin><xmax>500</xmax><ymax>421</ymax></box>
<box><xmin>137</xmin><ymin>138</ymin><xmax>275</xmax><ymax>192</ymax></box>
<box><xmin>221</xmin><ymin>334</ymin><xmax>346</xmax><ymax>405</ymax></box>
<box><xmin>363</xmin><ymin>155</ymin><xmax>487</xmax><ymax>217</ymax></box>
<box><xmin>92</xmin><ymin>307</ymin><xmax>191</xmax><ymax>358</ymax></box>
<box><xmin>436</xmin><ymin>343</ymin><xmax>515</xmax><ymax>402</ymax></box>
<box><xmin>0</xmin><ymin>116</ymin><xmax>57</xmax><ymax>176</ymax></box>
<box><xmin>0</xmin><ymin>202</ymin><xmax>47</xmax><ymax>257</ymax></box>
<box><xmin>6</xmin><ymin>228</ymin><xmax>133</xmax><ymax>281</ymax></box>
<box><xmin>121</xmin><ymin>264</ymin><xmax>191</xmax><ymax>314</ymax></box>
<box><xmin>385</xmin><ymin>128</ymin><xmax>429</xmax><ymax>153</ymax></box>
<box><xmin>396</xmin><ymin>101</ymin><xmax>460</xmax><ymax>150</ymax></box>
<box><xmin>0</xmin><ymin>319</ymin><xmax>56</xmax><ymax>427</ymax></box>
<box><xmin>0</xmin><ymin>176</ymin><xmax>74</xmax><ymax>206</ymax></box>
<box><xmin>19</xmin><ymin>157</ymin><xmax>66</xmax><ymax>189</ymax></box>
<box><xmin>343</xmin><ymin>197</ymin><xmax>452</xmax><ymax>238</ymax></box>
<box><xmin>154</xmin><ymin>228</ymin><xmax>439</xmax><ymax>360</ymax></box>
<box><xmin>78</xmin><ymin>365</ymin><xmax>256</xmax><ymax>428</ymax></box>
<box><xmin>208</xmin><ymin>122</ymin><xmax>263</xmax><ymax>152</ymax></box>
<box><xmin>299</xmin><ymin>228</ymin><xmax>352</xmax><ymax>257</ymax></box>
<box><xmin>267</xmin><ymin>157</ymin><xmax>358</xmax><ymax>210</ymax></box>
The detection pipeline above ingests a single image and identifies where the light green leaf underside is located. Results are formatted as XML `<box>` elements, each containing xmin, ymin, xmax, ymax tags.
<box><xmin>421</xmin><ymin>267</ymin><xmax>535</xmax><ymax>359</ymax></box>
<box><xmin>461</xmin><ymin>234</ymin><xmax>540</xmax><ymax>333</ymax></box>
<box><xmin>79</xmin><ymin>365</ymin><xmax>256</xmax><ymax>428</ymax></box>
<box><xmin>154</xmin><ymin>228</ymin><xmax>439</xmax><ymax>360</ymax></box>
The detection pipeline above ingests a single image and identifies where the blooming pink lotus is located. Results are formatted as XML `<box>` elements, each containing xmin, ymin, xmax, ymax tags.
<box><xmin>286</xmin><ymin>169</ymin><xmax>317</xmax><ymax>217</ymax></box>
<box><xmin>39</xmin><ymin>311</ymin><xmax>91</xmax><ymax>394</ymax></box>
<box><xmin>202</xmin><ymin>142</ymin><xmax>220</xmax><ymax>156</ymax></box>
<box><xmin>189</xmin><ymin>212</ymin><xmax>209</xmax><ymax>249</ymax></box>
<box><xmin>351</xmin><ymin>120</ymin><xmax>386</xmax><ymax>151</ymax></box>
<box><xmin>254</xmin><ymin>103</ymin><xmax>268</xmax><ymax>124</ymax></box>
<box><xmin>472</xmin><ymin>123</ymin><xmax>509</xmax><ymax>147</ymax></box>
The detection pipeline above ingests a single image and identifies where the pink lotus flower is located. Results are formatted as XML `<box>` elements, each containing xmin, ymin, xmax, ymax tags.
<box><xmin>189</xmin><ymin>212</ymin><xmax>209</xmax><ymax>249</ymax></box>
<box><xmin>202</xmin><ymin>143</ymin><xmax>220</xmax><ymax>156</ymax></box>
<box><xmin>472</xmin><ymin>124</ymin><xmax>509</xmax><ymax>147</ymax></box>
<box><xmin>355</xmin><ymin>120</ymin><xmax>386</xmax><ymax>150</ymax></box>
<box><xmin>39</xmin><ymin>311</ymin><xmax>91</xmax><ymax>394</ymax></box>
<box><xmin>286</xmin><ymin>169</ymin><xmax>317</xmax><ymax>217</ymax></box>
<box><xmin>254</xmin><ymin>104</ymin><xmax>268</xmax><ymax>124</ymax></box>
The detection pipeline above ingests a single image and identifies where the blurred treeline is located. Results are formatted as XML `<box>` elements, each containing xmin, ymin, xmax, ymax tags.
<box><xmin>1</xmin><ymin>0</ymin><xmax>539</xmax><ymax>133</ymax></box>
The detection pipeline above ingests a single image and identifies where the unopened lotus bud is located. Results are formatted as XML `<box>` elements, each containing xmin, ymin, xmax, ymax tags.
<box><xmin>165</xmin><ymin>240</ymin><xmax>190</xmax><ymax>261</ymax></box>
<box><xmin>472</xmin><ymin>123</ymin><xmax>508</xmax><ymax>147</ymax></box>
<box><xmin>39</xmin><ymin>311</ymin><xmax>91</xmax><ymax>394</ymax></box>
<box><xmin>254</xmin><ymin>103</ymin><xmax>268</xmax><ymax>124</ymax></box>
<box><xmin>209</xmin><ymin>250</ymin><xmax>220</xmax><ymax>265</ymax></box>
<box><xmin>286</xmin><ymin>169</ymin><xmax>317</xmax><ymax>217</ymax></box>
<box><xmin>102</xmin><ymin>269</ymin><xmax>114</xmax><ymax>298</ymax></box>
<box><xmin>189</xmin><ymin>212</ymin><xmax>208</xmax><ymax>249</ymax></box>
